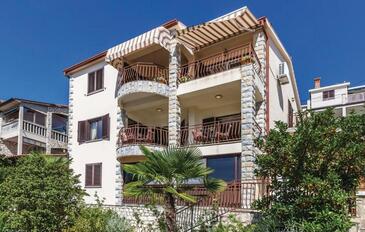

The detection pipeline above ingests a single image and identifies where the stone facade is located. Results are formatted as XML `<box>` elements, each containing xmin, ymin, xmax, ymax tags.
<box><xmin>117</xmin><ymin>80</ymin><xmax>170</xmax><ymax>99</ymax></box>
<box><xmin>168</xmin><ymin>42</ymin><xmax>181</xmax><ymax>146</ymax></box>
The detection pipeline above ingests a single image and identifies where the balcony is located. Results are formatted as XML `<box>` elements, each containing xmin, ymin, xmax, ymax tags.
<box><xmin>347</xmin><ymin>92</ymin><xmax>365</xmax><ymax>104</ymax></box>
<box><xmin>118</xmin><ymin>125</ymin><xmax>168</xmax><ymax>147</ymax></box>
<box><xmin>180</xmin><ymin>120</ymin><xmax>241</xmax><ymax>146</ymax></box>
<box><xmin>122</xmin><ymin>179</ymin><xmax>269</xmax><ymax>210</ymax></box>
<box><xmin>179</xmin><ymin>44</ymin><xmax>261</xmax><ymax>84</ymax></box>
<box><xmin>118</xmin><ymin>62</ymin><xmax>169</xmax><ymax>88</ymax></box>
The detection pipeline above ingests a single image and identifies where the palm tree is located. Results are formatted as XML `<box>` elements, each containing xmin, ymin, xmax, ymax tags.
<box><xmin>123</xmin><ymin>145</ymin><xmax>226</xmax><ymax>232</ymax></box>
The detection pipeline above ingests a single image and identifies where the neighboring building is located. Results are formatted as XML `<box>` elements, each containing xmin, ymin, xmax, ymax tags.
<box><xmin>303</xmin><ymin>77</ymin><xmax>365</xmax><ymax>116</ymax></box>
<box><xmin>0</xmin><ymin>98</ymin><xmax>68</xmax><ymax>156</ymax></box>
<box><xmin>64</xmin><ymin>5</ymin><xmax>300</xmax><ymax>214</ymax></box>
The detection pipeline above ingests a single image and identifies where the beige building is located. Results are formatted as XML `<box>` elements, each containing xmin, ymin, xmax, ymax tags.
<box><xmin>64</xmin><ymin>6</ymin><xmax>300</xmax><ymax>228</ymax></box>
<box><xmin>0</xmin><ymin>98</ymin><xmax>68</xmax><ymax>157</ymax></box>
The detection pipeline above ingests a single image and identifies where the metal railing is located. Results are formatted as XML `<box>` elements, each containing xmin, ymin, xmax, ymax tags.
<box><xmin>180</xmin><ymin>120</ymin><xmax>241</xmax><ymax>146</ymax></box>
<box><xmin>23</xmin><ymin>120</ymin><xmax>46</xmax><ymax>137</ymax></box>
<box><xmin>118</xmin><ymin>125</ymin><xmax>168</xmax><ymax>147</ymax></box>
<box><xmin>118</xmin><ymin>62</ymin><xmax>169</xmax><ymax>87</ymax></box>
<box><xmin>51</xmin><ymin>130</ymin><xmax>68</xmax><ymax>143</ymax></box>
<box><xmin>179</xmin><ymin>44</ymin><xmax>261</xmax><ymax>83</ymax></box>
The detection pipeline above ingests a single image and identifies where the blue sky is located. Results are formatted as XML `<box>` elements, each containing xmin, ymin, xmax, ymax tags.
<box><xmin>0</xmin><ymin>0</ymin><xmax>364</xmax><ymax>105</ymax></box>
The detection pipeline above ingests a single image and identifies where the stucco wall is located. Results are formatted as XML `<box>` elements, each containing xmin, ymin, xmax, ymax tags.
<box><xmin>310</xmin><ymin>85</ymin><xmax>348</xmax><ymax>109</ymax></box>
<box><xmin>69</xmin><ymin>61</ymin><xmax>120</xmax><ymax>205</ymax></box>
<box><xmin>268</xmin><ymin>39</ymin><xmax>298</xmax><ymax>129</ymax></box>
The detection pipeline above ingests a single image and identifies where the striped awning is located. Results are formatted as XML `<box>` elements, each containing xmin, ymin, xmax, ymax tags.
<box><xmin>106</xmin><ymin>26</ymin><xmax>172</xmax><ymax>69</ymax></box>
<box><xmin>176</xmin><ymin>7</ymin><xmax>259</xmax><ymax>51</ymax></box>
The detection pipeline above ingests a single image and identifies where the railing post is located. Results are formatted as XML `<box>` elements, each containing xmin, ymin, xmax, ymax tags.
<box><xmin>45</xmin><ymin>111</ymin><xmax>52</xmax><ymax>154</ymax></box>
<box><xmin>17</xmin><ymin>105</ymin><xmax>24</xmax><ymax>156</ymax></box>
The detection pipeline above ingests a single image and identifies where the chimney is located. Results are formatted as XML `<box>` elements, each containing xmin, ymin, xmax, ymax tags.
<box><xmin>314</xmin><ymin>77</ymin><xmax>321</xmax><ymax>89</ymax></box>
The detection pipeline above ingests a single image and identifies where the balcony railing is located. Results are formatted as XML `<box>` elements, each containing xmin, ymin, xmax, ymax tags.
<box><xmin>118</xmin><ymin>125</ymin><xmax>168</xmax><ymax>147</ymax></box>
<box><xmin>122</xmin><ymin>179</ymin><xmax>270</xmax><ymax>209</ymax></box>
<box><xmin>51</xmin><ymin>130</ymin><xmax>68</xmax><ymax>143</ymax></box>
<box><xmin>180</xmin><ymin>120</ymin><xmax>241</xmax><ymax>146</ymax></box>
<box><xmin>23</xmin><ymin>120</ymin><xmax>46</xmax><ymax>137</ymax></box>
<box><xmin>179</xmin><ymin>44</ymin><xmax>261</xmax><ymax>83</ymax></box>
<box><xmin>347</xmin><ymin>92</ymin><xmax>365</xmax><ymax>104</ymax></box>
<box><xmin>118</xmin><ymin>62</ymin><xmax>169</xmax><ymax>87</ymax></box>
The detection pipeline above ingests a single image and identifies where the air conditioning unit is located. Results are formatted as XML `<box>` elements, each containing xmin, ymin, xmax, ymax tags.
<box><xmin>277</xmin><ymin>62</ymin><xmax>290</xmax><ymax>84</ymax></box>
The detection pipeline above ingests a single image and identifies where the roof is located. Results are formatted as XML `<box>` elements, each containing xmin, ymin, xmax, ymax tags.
<box><xmin>309</xmin><ymin>82</ymin><xmax>350</xmax><ymax>93</ymax></box>
<box><xmin>175</xmin><ymin>7</ymin><xmax>260</xmax><ymax>51</ymax></box>
<box><xmin>0</xmin><ymin>98</ymin><xmax>68</xmax><ymax>112</ymax></box>
<box><xmin>105</xmin><ymin>26</ymin><xmax>172</xmax><ymax>70</ymax></box>
<box><xmin>64</xmin><ymin>51</ymin><xmax>107</xmax><ymax>76</ymax></box>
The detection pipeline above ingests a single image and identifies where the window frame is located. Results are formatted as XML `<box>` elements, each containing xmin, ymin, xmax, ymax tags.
<box><xmin>87</xmin><ymin>68</ymin><xmax>104</xmax><ymax>95</ymax></box>
<box><xmin>78</xmin><ymin>114</ymin><xmax>110</xmax><ymax>144</ymax></box>
<box><xmin>322</xmin><ymin>89</ymin><xmax>335</xmax><ymax>101</ymax></box>
<box><xmin>205</xmin><ymin>154</ymin><xmax>241</xmax><ymax>182</ymax></box>
<box><xmin>85</xmin><ymin>163</ymin><xmax>102</xmax><ymax>188</ymax></box>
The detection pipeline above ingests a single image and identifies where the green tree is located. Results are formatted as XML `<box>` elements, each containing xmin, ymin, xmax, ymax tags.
<box><xmin>254</xmin><ymin>109</ymin><xmax>365</xmax><ymax>232</ymax></box>
<box><xmin>0</xmin><ymin>153</ymin><xmax>85</xmax><ymax>232</ymax></box>
<box><xmin>123</xmin><ymin>146</ymin><xmax>226</xmax><ymax>232</ymax></box>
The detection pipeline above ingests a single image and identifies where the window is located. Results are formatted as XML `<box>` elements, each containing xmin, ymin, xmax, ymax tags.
<box><xmin>123</xmin><ymin>163</ymin><xmax>138</xmax><ymax>184</ymax></box>
<box><xmin>3</xmin><ymin>108</ymin><xmax>19</xmax><ymax>124</ymax></box>
<box><xmin>288</xmin><ymin>100</ymin><xmax>294</xmax><ymax>128</ymax></box>
<box><xmin>78</xmin><ymin>114</ymin><xmax>109</xmax><ymax>143</ymax></box>
<box><xmin>85</xmin><ymin>163</ymin><xmax>102</xmax><ymax>187</ymax></box>
<box><xmin>23</xmin><ymin>108</ymin><xmax>46</xmax><ymax>126</ymax></box>
<box><xmin>88</xmin><ymin>68</ymin><xmax>104</xmax><ymax>94</ymax></box>
<box><xmin>323</xmin><ymin>90</ymin><xmax>335</xmax><ymax>101</ymax></box>
<box><xmin>206</xmin><ymin>154</ymin><xmax>241</xmax><ymax>182</ymax></box>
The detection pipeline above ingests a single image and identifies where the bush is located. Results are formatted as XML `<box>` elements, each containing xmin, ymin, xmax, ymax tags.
<box><xmin>67</xmin><ymin>205</ymin><xmax>132</xmax><ymax>232</ymax></box>
<box><xmin>0</xmin><ymin>153</ymin><xmax>85</xmax><ymax>232</ymax></box>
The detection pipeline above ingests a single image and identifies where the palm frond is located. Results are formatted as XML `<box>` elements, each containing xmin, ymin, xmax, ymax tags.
<box><xmin>204</xmin><ymin>177</ymin><xmax>227</xmax><ymax>193</ymax></box>
<box><xmin>164</xmin><ymin>186</ymin><xmax>196</xmax><ymax>203</ymax></box>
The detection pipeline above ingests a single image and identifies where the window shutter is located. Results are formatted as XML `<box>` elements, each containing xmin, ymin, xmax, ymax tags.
<box><xmin>85</xmin><ymin>120</ymin><xmax>91</xmax><ymax>141</ymax></box>
<box><xmin>102</xmin><ymin>114</ymin><xmax>110</xmax><ymax>139</ymax></box>
<box><xmin>93</xmin><ymin>164</ymin><xmax>102</xmax><ymax>187</ymax></box>
<box><xmin>88</xmin><ymin>72</ymin><xmax>95</xmax><ymax>93</ymax></box>
<box><xmin>85</xmin><ymin>165</ymin><xmax>93</xmax><ymax>186</ymax></box>
<box><xmin>78</xmin><ymin>121</ymin><xmax>86</xmax><ymax>143</ymax></box>
<box><xmin>96</xmin><ymin>69</ymin><xmax>104</xmax><ymax>90</ymax></box>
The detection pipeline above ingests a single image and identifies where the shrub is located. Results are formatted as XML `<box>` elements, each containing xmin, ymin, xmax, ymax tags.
<box><xmin>0</xmin><ymin>153</ymin><xmax>85</xmax><ymax>232</ymax></box>
<box><xmin>67</xmin><ymin>205</ymin><xmax>133</xmax><ymax>232</ymax></box>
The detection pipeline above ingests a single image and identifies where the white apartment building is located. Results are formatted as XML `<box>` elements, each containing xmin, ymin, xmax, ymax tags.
<box><xmin>0</xmin><ymin>98</ymin><xmax>68</xmax><ymax>156</ymax></box>
<box><xmin>64</xmin><ymin>6</ymin><xmax>300</xmax><ymax>207</ymax></box>
<box><xmin>304</xmin><ymin>77</ymin><xmax>365</xmax><ymax>116</ymax></box>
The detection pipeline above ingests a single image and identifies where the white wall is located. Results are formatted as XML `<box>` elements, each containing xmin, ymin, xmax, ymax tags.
<box><xmin>268</xmin><ymin>39</ymin><xmax>298</xmax><ymax>128</ymax></box>
<box><xmin>309</xmin><ymin>85</ymin><xmax>348</xmax><ymax>109</ymax></box>
<box><xmin>69</xmin><ymin>61</ymin><xmax>119</xmax><ymax>205</ymax></box>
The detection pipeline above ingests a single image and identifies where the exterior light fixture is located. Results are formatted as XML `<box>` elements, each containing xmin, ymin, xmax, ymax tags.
<box><xmin>156</xmin><ymin>108</ymin><xmax>163</xmax><ymax>112</ymax></box>
<box><xmin>215</xmin><ymin>94</ymin><xmax>223</xmax><ymax>99</ymax></box>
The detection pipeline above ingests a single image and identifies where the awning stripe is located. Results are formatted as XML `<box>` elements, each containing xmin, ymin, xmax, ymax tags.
<box><xmin>176</xmin><ymin>7</ymin><xmax>259</xmax><ymax>51</ymax></box>
<box><xmin>106</xmin><ymin>26</ymin><xmax>172</xmax><ymax>67</ymax></box>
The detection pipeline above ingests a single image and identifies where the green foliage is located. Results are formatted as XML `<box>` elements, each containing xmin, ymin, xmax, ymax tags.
<box><xmin>0</xmin><ymin>153</ymin><xmax>85</xmax><ymax>232</ymax></box>
<box><xmin>67</xmin><ymin>204</ymin><xmax>132</xmax><ymax>232</ymax></box>
<box><xmin>209</xmin><ymin>215</ymin><xmax>255</xmax><ymax>232</ymax></box>
<box><xmin>254</xmin><ymin>109</ymin><xmax>365</xmax><ymax>232</ymax></box>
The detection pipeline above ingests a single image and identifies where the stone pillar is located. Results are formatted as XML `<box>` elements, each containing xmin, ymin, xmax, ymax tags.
<box><xmin>0</xmin><ymin>113</ymin><xmax>3</xmax><ymax>137</ymax></box>
<box><xmin>45</xmin><ymin>111</ymin><xmax>52</xmax><ymax>154</ymax></box>
<box><xmin>241</xmin><ymin>65</ymin><xmax>256</xmax><ymax>180</ymax></box>
<box><xmin>17</xmin><ymin>105</ymin><xmax>24</xmax><ymax>156</ymax></box>
<box><xmin>115</xmin><ymin>106</ymin><xmax>126</xmax><ymax>205</ymax></box>
<box><xmin>168</xmin><ymin>41</ymin><xmax>181</xmax><ymax>146</ymax></box>
<box><xmin>67</xmin><ymin>77</ymin><xmax>75</xmax><ymax>157</ymax></box>
<box><xmin>253</xmin><ymin>31</ymin><xmax>267</xmax><ymax>135</ymax></box>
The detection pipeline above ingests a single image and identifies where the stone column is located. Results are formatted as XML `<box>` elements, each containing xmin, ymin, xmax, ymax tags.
<box><xmin>115</xmin><ymin>106</ymin><xmax>127</xmax><ymax>205</ymax></box>
<box><xmin>0</xmin><ymin>113</ymin><xmax>3</xmax><ymax>137</ymax></box>
<box><xmin>241</xmin><ymin>65</ymin><xmax>257</xmax><ymax>180</ymax></box>
<box><xmin>17</xmin><ymin>105</ymin><xmax>24</xmax><ymax>156</ymax></box>
<box><xmin>67</xmin><ymin>77</ymin><xmax>75</xmax><ymax>157</ymax></box>
<box><xmin>168</xmin><ymin>41</ymin><xmax>181</xmax><ymax>146</ymax></box>
<box><xmin>45</xmin><ymin>111</ymin><xmax>52</xmax><ymax>154</ymax></box>
<box><xmin>253</xmin><ymin>30</ymin><xmax>267</xmax><ymax>136</ymax></box>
